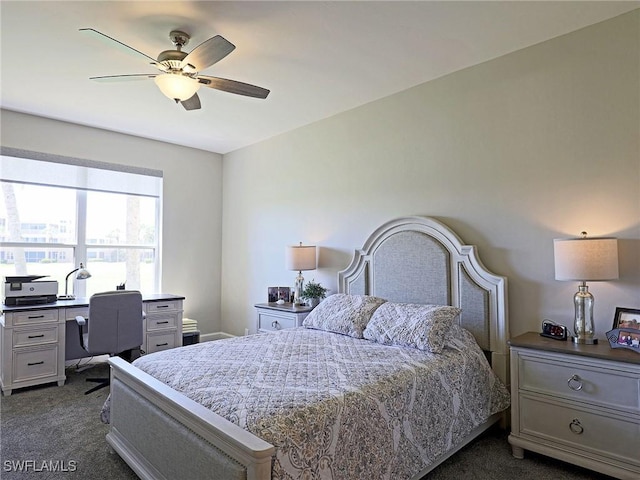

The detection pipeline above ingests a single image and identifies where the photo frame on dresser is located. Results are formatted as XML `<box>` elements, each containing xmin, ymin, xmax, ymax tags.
<box><xmin>607</xmin><ymin>308</ymin><xmax>640</xmax><ymax>353</ymax></box>
<box><xmin>612</xmin><ymin>307</ymin><xmax>640</xmax><ymax>330</ymax></box>
<box><xmin>267</xmin><ymin>286</ymin><xmax>291</xmax><ymax>303</ymax></box>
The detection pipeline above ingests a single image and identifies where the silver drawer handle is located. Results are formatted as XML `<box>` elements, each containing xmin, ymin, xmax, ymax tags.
<box><xmin>567</xmin><ymin>374</ymin><xmax>583</xmax><ymax>391</ymax></box>
<box><xmin>271</xmin><ymin>320</ymin><xmax>279</xmax><ymax>329</ymax></box>
<box><xmin>569</xmin><ymin>418</ymin><xmax>584</xmax><ymax>435</ymax></box>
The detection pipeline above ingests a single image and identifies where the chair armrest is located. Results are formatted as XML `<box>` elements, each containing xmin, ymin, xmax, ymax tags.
<box><xmin>75</xmin><ymin>315</ymin><xmax>86</xmax><ymax>326</ymax></box>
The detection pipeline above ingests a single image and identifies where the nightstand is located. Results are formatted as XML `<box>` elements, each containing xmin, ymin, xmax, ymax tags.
<box><xmin>508</xmin><ymin>332</ymin><xmax>640</xmax><ymax>479</ymax></box>
<box><xmin>254</xmin><ymin>303</ymin><xmax>314</xmax><ymax>333</ymax></box>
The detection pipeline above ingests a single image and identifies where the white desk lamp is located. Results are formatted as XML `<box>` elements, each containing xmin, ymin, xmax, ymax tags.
<box><xmin>286</xmin><ymin>243</ymin><xmax>316</xmax><ymax>306</ymax></box>
<box><xmin>58</xmin><ymin>263</ymin><xmax>91</xmax><ymax>300</ymax></box>
<box><xmin>554</xmin><ymin>233</ymin><xmax>618</xmax><ymax>344</ymax></box>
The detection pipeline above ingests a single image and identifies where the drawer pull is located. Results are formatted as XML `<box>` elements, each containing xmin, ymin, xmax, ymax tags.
<box><xmin>271</xmin><ymin>320</ymin><xmax>279</xmax><ymax>329</ymax></box>
<box><xmin>28</xmin><ymin>361</ymin><xmax>45</xmax><ymax>366</ymax></box>
<box><xmin>27</xmin><ymin>315</ymin><xmax>45</xmax><ymax>319</ymax></box>
<box><xmin>157</xmin><ymin>321</ymin><xmax>169</xmax><ymax>325</ymax></box>
<box><xmin>569</xmin><ymin>418</ymin><xmax>584</xmax><ymax>435</ymax></box>
<box><xmin>156</xmin><ymin>342</ymin><xmax>169</xmax><ymax>347</ymax></box>
<box><xmin>28</xmin><ymin>334</ymin><xmax>45</xmax><ymax>339</ymax></box>
<box><xmin>156</xmin><ymin>305</ymin><xmax>170</xmax><ymax>309</ymax></box>
<box><xmin>567</xmin><ymin>374</ymin><xmax>583</xmax><ymax>391</ymax></box>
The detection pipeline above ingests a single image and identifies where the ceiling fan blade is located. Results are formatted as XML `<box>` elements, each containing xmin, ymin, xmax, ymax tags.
<box><xmin>80</xmin><ymin>28</ymin><xmax>157</xmax><ymax>64</ymax></box>
<box><xmin>181</xmin><ymin>35</ymin><xmax>235</xmax><ymax>72</ymax></box>
<box><xmin>89</xmin><ymin>74</ymin><xmax>156</xmax><ymax>82</ymax></box>
<box><xmin>197</xmin><ymin>75</ymin><xmax>270</xmax><ymax>99</ymax></box>
<box><xmin>181</xmin><ymin>93</ymin><xmax>202</xmax><ymax>111</ymax></box>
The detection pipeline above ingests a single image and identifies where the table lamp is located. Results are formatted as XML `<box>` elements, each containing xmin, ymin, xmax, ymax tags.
<box><xmin>553</xmin><ymin>232</ymin><xmax>618</xmax><ymax>344</ymax></box>
<box><xmin>58</xmin><ymin>263</ymin><xmax>92</xmax><ymax>300</ymax></box>
<box><xmin>286</xmin><ymin>242</ymin><xmax>316</xmax><ymax>305</ymax></box>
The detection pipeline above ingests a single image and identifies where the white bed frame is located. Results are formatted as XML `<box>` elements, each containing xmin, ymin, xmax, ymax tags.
<box><xmin>107</xmin><ymin>216</ymin><xmax>509</xmax><ymax>480</ymax></box>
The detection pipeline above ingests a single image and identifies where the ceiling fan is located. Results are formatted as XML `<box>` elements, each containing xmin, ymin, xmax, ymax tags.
<box><xmin>80</xmin><ymin>28</ymin><xmax>270</xmax><ymax>111</ymax></box>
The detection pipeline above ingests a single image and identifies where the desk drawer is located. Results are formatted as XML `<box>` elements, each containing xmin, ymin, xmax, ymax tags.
<box><xmin>62</xmin><ymin>307</ymin><xmax>88</xmax><ymax>321</ymax></box>
<box><xmin>11</xmin><ymin>309</ymin><xmax>58</xmax><ymax>326</ymax></box>
<box><xmin>145</xmin><ymin>300</ymin><xmax>182</xmax><ymax>314</ymax></box>
<box><xmin>13</xmin><ymin>325</ymin><xmax>58</xmax><ymax>347</ymax></box>
<box><xmin>146</xmin><ymin>332</ymin><xmax>176</xmax><ymax>353</ymax></box>
<box><xmin>146</xmin><ymin>312</ymin><xmax>179</xmax><ymax>331</ymax></box>
<box><xmin>13</xmin><ymin>346</ymin><xmax>58</xmax><ymax>382</ymax></box>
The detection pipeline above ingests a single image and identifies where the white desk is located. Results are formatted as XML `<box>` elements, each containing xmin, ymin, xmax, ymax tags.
<box><xmin>0</xmin><ymin>293</ymin><xmax>184</xmax><ymax>395</ymax></box>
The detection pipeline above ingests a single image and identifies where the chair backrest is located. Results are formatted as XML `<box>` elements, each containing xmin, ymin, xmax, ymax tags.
<box><xmin>84</xmin><ymin>290</ymin><xmax>144</xmax><ymax>355</ymax></box>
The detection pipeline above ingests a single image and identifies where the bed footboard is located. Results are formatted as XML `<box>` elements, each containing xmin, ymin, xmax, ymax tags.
<box><xmin>107</xmin><ymin>357</ymin><xmax>275</xmax><ymax>480</ymax></box>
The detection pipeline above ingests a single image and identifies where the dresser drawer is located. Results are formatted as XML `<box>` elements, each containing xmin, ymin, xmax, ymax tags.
<box><xmin>146</xmin><ymin>312</ymin><xmax>179</xmax><ymax>331</ymax></box>
<box><xmin>520</xmin><ymin>394</ymin><xmax>640</xmax><ymax>466</ymax></box>
<box><xmin>13</xmin><ymin>346</ymin><xmax>58</xmax><ymax>382</ymax></box>
<box><xmin>146</xmin><ymin>332</ymin><xmax>176</xmax><ymax>353</ymax></box>
<box><xmin>62</xmin><ymin>307</ymin><xmax>88</xmax><ymax>321</ymax></box>
<box><xmin>258</xmin><ymin>313</ymin><xmax>296</xmax><ymax>332</ymax></box>
<box><xmin>13</xmin><ymin>325</ymin><xmax>58</xmax><ymax>347</ymax></box>
<box><xmin>518</xmin><ymin>353</ymin><xmax>640</xmax><ymax>413</ymax></box>
<box><xmin>145</xmin><ymin>300</ymin><xmax>182</xmax><ymax>314</ymax></box>
<box><xmin>10</xmin><ymin>309</ymin><xmax>58</xmax><ymax>326</ymax></box>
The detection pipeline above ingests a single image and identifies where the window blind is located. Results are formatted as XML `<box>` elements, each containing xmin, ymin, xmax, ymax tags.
<box><xmin>0</xmin><ymin>147</ymin><xmax>162</xmax><ymax>197</ymax></box>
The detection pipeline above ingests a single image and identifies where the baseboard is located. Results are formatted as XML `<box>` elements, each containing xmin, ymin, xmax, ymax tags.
<box><xmin>200</xmin><ymin>332</ymin><xmax>236</xmax><ymax>342</ymax></box>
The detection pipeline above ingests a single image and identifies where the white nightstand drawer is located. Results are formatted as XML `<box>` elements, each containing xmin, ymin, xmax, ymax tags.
<box><xmin>520</xmin><ymin>394</ymin><xmax>640</xmax><ymax>465</ymax></box>
<box><xmin>13</xmin><ymin>346</ymin><xmax>58</xmax><ymax>381</ymax></box>
<box><xmin>11</xmin><ymin>309</ymin><xmax>58</xmax><ymax>326</ymax></box>
<box><xmin>13</xmin><ymin>325</ymin><xmax>58</xmax><ymax>347</ymax></box>
<box><xmin>145</xmin><ymin>300</ymin><xmax>182</xmax><ymax>314</ymax></box>
<box><xmin>258</xmin><ymin>313</ymin><xmax>296</xmax><ymax>332</ymax></box>
<box><xmin>146</xmin><ymin>332</ymin><xmax>176</xmax><ymax>353</ymax></box>
<box><xmin>518</xmin><ymin>353</ymin><xmax>640</xmax><ymax>413</ymax></box>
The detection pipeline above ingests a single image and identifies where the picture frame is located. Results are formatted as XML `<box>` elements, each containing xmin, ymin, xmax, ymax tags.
<box><xmin>606</xmin><ymin>328</ymin><xmax>640</xmax><ymax>353</ymax></box>
<box><xmin>612</xmin><ymin>307</ymin><xmax>640</xmax><ymax>330</ymax></box>
<box><xmin>267</xmin><ymin>286</ymin><xmax>291</xmax><ymax>303</ymax></box>
<box><xmin>608</xmin><ymin>308</ymin><xmax>640</xmax><ymax>354</ymax></box>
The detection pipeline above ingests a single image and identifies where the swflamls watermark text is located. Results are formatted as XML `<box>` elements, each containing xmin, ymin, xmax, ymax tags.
<box><xmin>3</xmin><ymin>460</ymin><xmax>77</xmax><ymax>473</ymax></box>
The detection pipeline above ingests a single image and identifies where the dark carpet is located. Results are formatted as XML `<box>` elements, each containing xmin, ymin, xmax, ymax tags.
<box><xmin>1</xmin><ymin>361</ymin><xmax>614</xmax><ymax>480</ymax></box>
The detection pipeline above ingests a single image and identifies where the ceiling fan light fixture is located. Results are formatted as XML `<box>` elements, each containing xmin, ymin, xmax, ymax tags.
<box><xmin>154</xmin><ymin>73</ymin><xmax>200</xmax><ymax>101</ymax></box>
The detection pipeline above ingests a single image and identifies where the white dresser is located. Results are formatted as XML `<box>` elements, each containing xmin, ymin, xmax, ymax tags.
<box><xmin>509</xmin><ymin>332</ymin><xmax>640</xmax><ymax>479</ymax></box>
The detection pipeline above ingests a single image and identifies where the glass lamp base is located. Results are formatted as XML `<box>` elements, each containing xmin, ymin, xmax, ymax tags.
<box><xmin>571</xmin><ymin>336</ymin><xmax>598</xmax><ymax>345</ymax></box>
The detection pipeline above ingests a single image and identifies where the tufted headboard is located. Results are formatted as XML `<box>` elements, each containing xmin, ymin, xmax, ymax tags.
<box><xmin>338</xmin><ymin>216</ymin><xmax>509</xmax><ymax>385</ymax></box>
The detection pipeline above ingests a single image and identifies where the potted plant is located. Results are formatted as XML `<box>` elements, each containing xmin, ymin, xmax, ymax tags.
<box><xmin>301</xmin><ymin>280</ymin><xmax>328</xmax><ymax>307</ymax></box>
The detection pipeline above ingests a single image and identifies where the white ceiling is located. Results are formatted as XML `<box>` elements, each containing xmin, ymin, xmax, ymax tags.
<box><xmin>1</xmin><ymin>1</ymin><xmax>638</xmax><ymax>154</ymax></box>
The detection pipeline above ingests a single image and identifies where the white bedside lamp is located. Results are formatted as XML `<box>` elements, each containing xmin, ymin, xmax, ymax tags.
<box><xmin>286</xmin><ymin>243</ymin><xmax>316</xmax><ymax>306</ymax></box>
<box><xmin>58</xmin><ymin>263</ymin><xmax>92</xmax><ymax>300</ymax></box>
<box><xmin>553</xmin><ymin>233</ymin><xmax>618</xmax><ymax>344</ymax></box>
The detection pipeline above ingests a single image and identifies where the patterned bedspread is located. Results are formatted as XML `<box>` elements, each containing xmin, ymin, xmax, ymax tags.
<box><xmin>130</xmin><ymin>326</ymin><xmax>510</xmax><ymax>480</ymax></box>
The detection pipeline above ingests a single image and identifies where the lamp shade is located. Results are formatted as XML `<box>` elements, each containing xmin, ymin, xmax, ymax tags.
<box><xmin>554</xmin><ymin>237</ymin><xmax>619</xmax><ymax>281</ymax></box>
<box><xmin>286</xmin><ymin>244</ymin><xmax>317</xmax><ymax>271</ymax></box>
<box><xmin>154</xmin><ymin>74</ymin><xmax>200</xmax><ymax>101</ymax></box>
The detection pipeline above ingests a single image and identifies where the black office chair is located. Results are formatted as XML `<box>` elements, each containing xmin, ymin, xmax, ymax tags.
<box><xmin>76</xmin><ymin>290</ymin><xmax>144</xmax><ymax>394</ymax></box>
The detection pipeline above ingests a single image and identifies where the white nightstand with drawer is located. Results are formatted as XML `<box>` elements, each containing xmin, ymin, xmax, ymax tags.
<box><xmin>254</xmin><ymin>303</ymin><xmax>314</xmax><ymax>333</ymax></box>
<box><xmin>508</xmin><ymin>332</ymin><xmax>640</xmax><ymax>479</ymax></box>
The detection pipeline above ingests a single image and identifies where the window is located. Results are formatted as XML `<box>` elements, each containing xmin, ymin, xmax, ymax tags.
<box><xmin>0</xmin><ymin>148</ymin><xmax>162</xmax><ymax>298</ymax></box>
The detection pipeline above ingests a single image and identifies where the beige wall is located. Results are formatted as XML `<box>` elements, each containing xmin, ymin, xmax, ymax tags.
<box><xmin>222</xmin><ymin>11</ymin><xmax>640</xmax><ymax>337</ymax></box>
<box><xmin>0</xmin><ymin>110</ymin><xmax>224</xmax><ymax>334</ymax></box>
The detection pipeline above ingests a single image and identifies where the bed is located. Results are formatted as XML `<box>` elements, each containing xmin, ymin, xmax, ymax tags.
<box><xmin>106</xmin><ymin>216</ymin><xmax>510</xmax><ymax>480</ymax></box>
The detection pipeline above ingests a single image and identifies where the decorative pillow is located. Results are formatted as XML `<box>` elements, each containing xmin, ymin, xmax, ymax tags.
<box><xmin>363</xmin><ymin>303</ymin><xmax>462</xmax><ymax>353</ymax></box>
<box><xmin>302</xmin><ymin>294</ymin><xmax>387</xmax><ymax>338</ymax></box>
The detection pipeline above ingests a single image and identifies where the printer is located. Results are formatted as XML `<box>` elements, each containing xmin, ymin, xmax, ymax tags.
<box><xmin>3</xmin><ymin>276</ymin><xmax>58</xmax><ymax>306</ymax></box>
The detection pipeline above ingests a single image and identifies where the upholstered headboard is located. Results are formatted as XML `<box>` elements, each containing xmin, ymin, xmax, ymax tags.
<box><xmin>338</xmin><ymin>216</ymin><xmax>509</xmax><ymax>385</ymax></box>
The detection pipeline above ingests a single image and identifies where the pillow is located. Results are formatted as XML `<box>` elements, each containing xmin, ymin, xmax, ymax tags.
<box><xmin>302</xmin><ymin>294</ymin><xmax>387</xmax><ymax>338</ymax></box>
<box><xmin>363</xmin><ymin>303</ymin><xmax>461</xmax><ymax>353</ymax></box>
